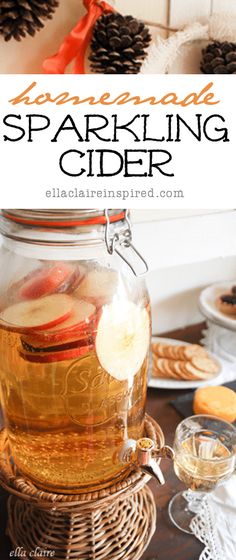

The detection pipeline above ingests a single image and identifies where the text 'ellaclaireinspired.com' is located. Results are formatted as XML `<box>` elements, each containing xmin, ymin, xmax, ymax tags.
<box><xmin>45</xmin><ymin>187</ymin><xmax>185</xmax><ymax>201</ymax></box>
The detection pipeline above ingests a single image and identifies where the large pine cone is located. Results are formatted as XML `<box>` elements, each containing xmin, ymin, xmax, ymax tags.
<box><xmin>89</xmin><ymin>12</ymin><xmax>152</xmax><ymax>74</ymax></box>
<box><xmin>0</xmin><ymin>0</ymin><xmax>59</xmax><ymax>41</ymax></box>
<box><xmin>200</xmin><ymin>41</ymin><xmax>236</xmax><ymax>74</ymax></box>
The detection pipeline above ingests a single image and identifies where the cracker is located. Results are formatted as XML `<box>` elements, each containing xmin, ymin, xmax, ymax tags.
<box><xmin>152</xmin><ymin>360</ymin><xmax>171</xmax><ymax>379</ymax></box>
<box><xmin>153</xmin><ymin>357</ymin><xmax>179</xmax><ymax>379</ymax></box>
<box><xmin>183</xmin><ymin>344</ymin><xmax>208</xmax><ymax>360</ymax></box>
<box><xmin>151</xmin><ymin>343</ymin><xmax>165</xmax><ymax>357</ymax></box>
<box><xmin>173</xmin><ymin>360</ymin><xmax>188</xmax><ymax>378</ymax></box>
<box><xmin>191</xmin><ymin>356</ymin><xmax>220</xmax><ymax>375</ymax></box>
<box><xmin>163</xmin><ymin>345</ymin><xmax>174</xmax><ymax>359</ymax></box>
<box><xmin>163</xmin><ymin>359</ymin><xmax>180</xmax><ymax>379</ymax></box>
<box><xmin>152</xmin><ymin>366</ymin><xmax>166</xmax><ymax>379</ymax></box>
<box><xmin>170</xmin><ymin>346</ymin><xmax>184</xmax><ymax>360</ymax></box>
<box><xmin>177</xmin><ymin>361</ymin><xmax>196</xmax><ymax>380</ymax></box>
<box><xmin>151</xmin><ymin>341</ymin><xmax>218</xmax><ymax>381</ymax></box>
<box><xmin>154</xmin><ymin>358</ymin><xmax>168</xmax><ymax>374</ymax></box>
<box><xmin>159</xmin><ymin>343</ymin><xmax>178</xmax><ymax>359</ymax></box>
<box><xmin>178</xmin><ymin>346</ymin><xmax>190</xmax><ymax>361</ymax></box>
<box><xmin>184</xmin><ymin>362</ymin><xmax>213</xmax><ymax>380</ymax></box>
<box><xmin>152</xmin><ymin>342</ymin><xmax>185</xmax><ymax>361</ymax></box>
<box><xmin>152</xmin><ymin>356</ymin><xmax>165</xmax><ymax>374</ymax></box>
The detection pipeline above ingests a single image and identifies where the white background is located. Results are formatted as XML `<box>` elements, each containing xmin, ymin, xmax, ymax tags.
<box><xmin>132</xmin><ymin>210</ymin><xmax>236</xmax><ymax>332</ymax></box>
<box><xmin>0</xmin><ymin>74</ymin><xmax>235</xmax><ymax>209</ymax></box>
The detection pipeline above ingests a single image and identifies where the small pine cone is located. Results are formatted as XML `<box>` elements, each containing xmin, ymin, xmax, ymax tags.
<box><xmin>89</xmin><ymin>12</ymin><xmax>152</xmax><ymax>74</ymax></box>
<box><xmin>0</xmin><ymin>0</ymin><xmax>59</xmax><ymax>42</ymax></box>
<box><xmin>200</xmin><ymin>41</ymin><xmax>236</xmax><ymax>74</ymax></box>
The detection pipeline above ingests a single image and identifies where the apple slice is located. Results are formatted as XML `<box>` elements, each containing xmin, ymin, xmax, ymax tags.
<box><xmin>42</xmin><ymin>300</ymin><xmax>96</xmax><ymax>333</ymax></box>
<box><xmin>19</xmin><ymin>343</ymin><xmax>92</xmax><ymax>363</ymax></box>
<box><xmin>21</xmin><ymin>330</ymin><xmax>92</xmax><ymax>350</ymax></box>
<box><xmin>0</xmin><ymin>294</ymin><xmax>73</xmax><ymax>332</ymax></box>
<box><xmin>21</xmin><ymin>335</ymin><xmax>93</xmax><ymax>354</ymax></box>
<box><xmin>74</xmin><ymin>268</ymin><xmax>118</xmax><ymax>308</ymax></box>
<box><xmin>18</xmin><ymin>263</ymin><xmax>76</xmax><ymax>300</ymax></box>
<box><xmin>21</xmin><ymin>330</ymin><xmax>92</xmax><ymax>351</ymax></box>
<box><xmin>23</xmin><ymin>300</ymin><xmax>97</xmax><ymax>345</ymax></box>
<box><xmin>95</xmin><ymin>300</ymin><xmax>150</xmax><ymax>381</ymax></box>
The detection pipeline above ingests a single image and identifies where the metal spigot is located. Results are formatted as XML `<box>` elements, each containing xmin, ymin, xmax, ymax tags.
<box><xmin>136</xmin><ymin>438</ymin><xmax>174</xmax><ymax>485</ymax></box>
<box><xmin>119</xmin><ymin>437</ymin><xmax>174</xmax><ymax>486</ymax></box>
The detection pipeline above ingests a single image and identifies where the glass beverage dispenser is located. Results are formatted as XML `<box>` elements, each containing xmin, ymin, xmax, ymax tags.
<box><xmin>0</xmin><ymin>209</ymin><xmax>159</xmax><ymax>494</ymax></box>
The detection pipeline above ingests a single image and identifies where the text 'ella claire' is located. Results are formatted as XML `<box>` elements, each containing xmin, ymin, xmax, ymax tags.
<box><xmin>10</xmin><ymin>547</ymin><xmax>55</xmax><ymax>558</ymax></box>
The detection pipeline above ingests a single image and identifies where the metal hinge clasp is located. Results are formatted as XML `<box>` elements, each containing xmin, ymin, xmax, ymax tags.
<box><xmin>104</xmin><ymin>209</ymin><xmax>148</xmax><ymax>277</ymax></box>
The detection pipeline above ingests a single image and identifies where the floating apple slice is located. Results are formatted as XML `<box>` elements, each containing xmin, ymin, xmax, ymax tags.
<box><xmin>21</xmin><ymin>333</ymin><xmax>93</xmax><ymax>354</ymax></box>
<box><xmin>21</xmin><ymin>330</ymin><xmax>93</xmax><ymax>350</ymax></box>
<box><xmin>95</xmin><ymin>300</ymin><xmax>150</xmax><ymax>381</ymax></box>
<box><xmin>0</xmin><ymin>294</ymin><xmax>73</xmax><ymax>332</ymax></box>
<box><xmin>19</xmin><ymin>343</ymin><xmax>92</xmax><ymax>363</ymax></box>
<box><xmin>75</xmin><ymin>268</ymin><xmax>118</xmax><ymax>308</ymax></box>
<box><xmin>24</xmin><ymin>299</ymin><xmax>97</xmax><ymax>345</ymax></box>
<box><xmin>43</xmin><ymin>300</ymin><xmax>96</xmax><ymax>333</ymax></box>
<box><xmin>18</xmin><ymin>263</ymin><xmax>76</xmax><ymax>300</ymax></box>
<box><xmin>21</xmin><ymin>331</ymin><xmax>92</xmax><ymax>351</ymax></box>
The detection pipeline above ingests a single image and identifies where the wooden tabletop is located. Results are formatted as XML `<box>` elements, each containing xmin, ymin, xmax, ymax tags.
<box><xmin>143</xmin><ymin>390</ymin><xmax>203</xmax><ymax>560</ymax></box>
<box><xmin>142</xmin><ymin>323</ymin><xmax>205</xmax><ymax>560</ymax></box>
<box><xmin>0</xmin><ymin>323</ymin><xmax>206</xmax><ymax>560</ymax></box>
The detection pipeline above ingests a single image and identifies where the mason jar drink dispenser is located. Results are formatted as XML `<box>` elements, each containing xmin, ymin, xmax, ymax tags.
<box><xmin>0</xmin><ymin>209</ymin><xmax>166</xmax><ymax>494</ymax></box>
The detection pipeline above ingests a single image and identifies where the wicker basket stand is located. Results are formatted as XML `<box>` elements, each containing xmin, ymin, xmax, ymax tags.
<box><xmin>0</xmin><ymin>415</ymin><xmax>162</xmax><ymax>560</ymax></box>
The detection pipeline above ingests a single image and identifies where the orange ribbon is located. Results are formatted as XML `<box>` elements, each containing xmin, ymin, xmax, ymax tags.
<box><xmin>43</xmin><ymin>0</ymin><xmax>114</xmax><ymax>74</ymax></box>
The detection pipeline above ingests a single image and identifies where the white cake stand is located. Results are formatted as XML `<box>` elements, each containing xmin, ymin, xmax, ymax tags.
<box><xmin>199</xmin><ymin>282</ymin><xmax>236</xmax><ymax>361</ymax></box>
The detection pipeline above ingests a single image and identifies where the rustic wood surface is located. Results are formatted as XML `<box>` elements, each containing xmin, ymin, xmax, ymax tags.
<box><xmin>0</xmin><ymin>322</ymin><xmax>206</xmax><ymax>560</ymax></box>
<box><xmin>142</xmin><ymin>322</ymin><xmax>204</xmax><ymax>560</ymax></box>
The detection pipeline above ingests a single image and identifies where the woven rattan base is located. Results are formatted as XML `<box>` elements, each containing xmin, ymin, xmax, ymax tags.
<box><xmin>0</xmin><ymin>415</ymin><xmax>162</xmax><ymax>560</ymax></box>
<box><xmin>7</xmin><ymin>485</ymin><xmax>155</xmax><ymax>560</ymax></box>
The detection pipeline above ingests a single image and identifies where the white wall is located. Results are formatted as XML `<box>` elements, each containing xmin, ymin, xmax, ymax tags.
<box><xmin>132</xmin><ymin>210</ymin><xmax>236</xmax><ymax>333</ymax></box>
<box><xmin>1</xmin><ymin>0</ymin><xmax>236</xmax><ymax>73</ymax></box>
<box><xmin>148</xmin><ymin>256</ymin><xmax>236</xmax><ymax>334</ymax></box>
<box><xmin>132</xmin><ymin>211</ymin><xmax>236</xmax><ymax>271</ymax></box>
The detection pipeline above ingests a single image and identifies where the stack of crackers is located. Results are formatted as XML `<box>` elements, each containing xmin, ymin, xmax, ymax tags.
<box><xmin>152</xmin><ymin>341</ymin><xmax>220</xmax><ymax>381</ymax></box>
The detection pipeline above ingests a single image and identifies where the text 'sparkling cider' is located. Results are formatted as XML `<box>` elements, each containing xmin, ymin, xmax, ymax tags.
<box><xmin>0</xmin><ymin>210</ymin><xmax>150</xmax><ymax>493</ymax></box>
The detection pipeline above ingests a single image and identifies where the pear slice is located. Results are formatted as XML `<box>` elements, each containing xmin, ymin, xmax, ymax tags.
<box><xmin>95</xmin><ymin>300</ymin><xmax>150</xmax><ymax>381</ymax></box>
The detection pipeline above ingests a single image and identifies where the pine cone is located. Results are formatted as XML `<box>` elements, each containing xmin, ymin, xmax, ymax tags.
<box><xmin>0</xmin><ymin>0</ymin><xmax>59</xmax><ymax>41</ymax></box>
<box><xmin>200</xmin><ymin>41</ymin><xmax>236</xmax><ymax>74</ymax></box>
<box><xmin>89</xmin><ymin>12</ymin><xmax>152</xmax><ymax>74</ymax></box>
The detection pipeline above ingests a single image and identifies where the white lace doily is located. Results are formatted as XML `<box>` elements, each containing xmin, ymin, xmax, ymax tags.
<box><xmin>191</xmin><ymin>499</ymin><xmax>222</xmax><ymax>560</ymax></box>
<box><xmin>190</xmin><ymin>476</ymin><xmax>236</xmax><ymax>560</ymax></box>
